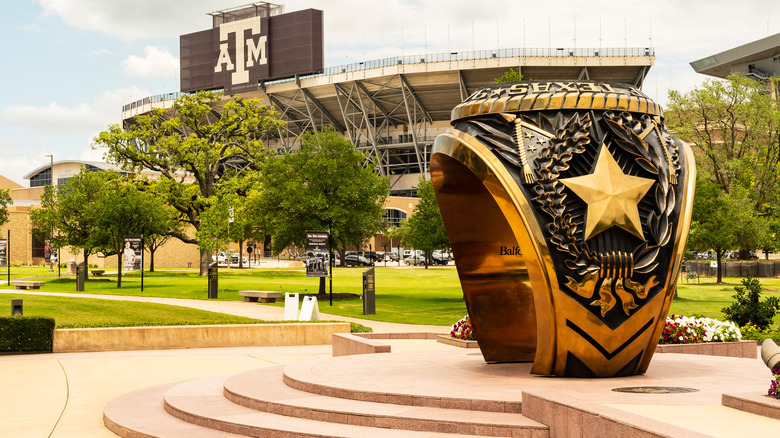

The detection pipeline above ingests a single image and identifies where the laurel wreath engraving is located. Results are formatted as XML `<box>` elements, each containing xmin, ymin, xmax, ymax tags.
<box><xmin>460</xmin><ymin>110</ymin><xmax>679</xmax><ymax>319</ymax></box>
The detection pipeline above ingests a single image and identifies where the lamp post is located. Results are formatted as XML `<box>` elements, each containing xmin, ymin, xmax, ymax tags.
<box><xmin>44</xmin><ymin>154</ymin><xmax>54</xmax><ymax>272</ymax></box>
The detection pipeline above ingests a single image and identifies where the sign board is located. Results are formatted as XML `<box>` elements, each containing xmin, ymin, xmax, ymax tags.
<box><xmin>180</xmin><ymin>7</ymin><xmax>323</xmax><ymax>94</ymax></box>
<box><xmin>123</xmin><ymin>236</ymin><xmax>143</xmax><ymax>271</ymax></box>
<box><xmin>710</xmin><ymin>261</ymin><xmax>717</xmax><ymax>269</ymax></box>
<box><xmin>299</xmin><ymin>296</ymin><xmax>320</xmax><ymax>321</ymax></box>
<box><xmin>284</xmin><ymin>292</ymin><xmax>300</xmax><ymax>320</ymax></box>
<box><xmin>305</xmin><ymin>231</ymin><xmax>329</xmax><ymax>277</ymax></box>
<box><xmin>208</xmin><ymin>262</ymin><xmax>218</xmax><ymax>299</ymax></box>
<box><xmin>363</xmin><ymin>267</ymin><xmax>375</xmax><ymax>315</ymax></box>
<box><xmin>0</xmin><ymin>239</ymin><xmax>7</xmax><ymax>267</ymax></box>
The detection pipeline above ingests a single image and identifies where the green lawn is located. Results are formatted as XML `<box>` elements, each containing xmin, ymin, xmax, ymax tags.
<box><xmin>2</xmin><ymin>266</ymin><xmax>469</xmax><ymax>326</ymax></box>
<box><xmin>0</xmin><ymin>293</ymin><xmax>267</xmax><ymax>328</ymax></box>
<box><xmin>0</xmin><ymin>266</ymin><xmax>60</xmax><ymax>279</ymax></box>
<box><xmin>5</xmin><ymin>264</ymin><xmax>780</xmax><ymax>328</ymax></box>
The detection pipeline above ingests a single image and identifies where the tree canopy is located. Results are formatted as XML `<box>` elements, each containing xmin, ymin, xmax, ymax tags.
<box><xmin>94</xmin><ymin>90</ymin><xmax>284</xmax><ymax>274</ymax></box>
<box><xmin>396</xmin><ymin>178</ymin><xmax>449</xmax><ymax>268</ymax></box>
<box><xmin>493</xmin><ymin>68</ymin><xmax>524</xmax><ymax>84</ymax></box>
<box><xmin>250</xmin><ymin>129</ymin><xmax>389</xmax><ymax>257</ymax></box>
<box><xmin>94</xmin><ymin>175</ymin><xmax>175</xmax><ymax>286</ymax></box>
<box><xmin>31</xmin><ymin>170</ymin><xmax>110</xmax><ymax>268</ymax></box>
<box><xmin>668</xmin><ymin>73</ymin><xmax>779</xmax><ymax>278</ymax></box>
<box><xmin>687</xmin><ymin>178</ymin><xmax>770</xmax><ymax>282</ymax></box>
<box><xmin>31</xmin><ymin>170</ymin><xmax>175</xmax><ymax>283</ymax></box>
<box><xmin>667</xmin><ymin>73</ymin><xmax>780</xmax><ymax>209</ymax></box>
<box><xmin>0</xmin><ymin>188</ymin><xmax>10</xmax><ymax>228</ymax></box>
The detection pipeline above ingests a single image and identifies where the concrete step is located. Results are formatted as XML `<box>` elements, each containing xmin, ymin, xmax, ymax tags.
<box><xmin>103</xmin><ymin>381</ymin><xmax>242</xmax><ymax>438</ymax></box>
<box><xmin>164</xmin><ymin>374</ymin><xmax>488</xmax><ymax>437</ymax></box>
<box><xmin>223</xmin><ymin>366</ymin><xmax>548</xmax><ymax>436</ymax></box>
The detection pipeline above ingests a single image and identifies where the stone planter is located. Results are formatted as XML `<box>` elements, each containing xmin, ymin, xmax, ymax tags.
<box><xmin>436</xmin><ymin>335</ymin><xmax>479</xmax><ymax>348</ymax></box>
<box><xmin>654</xmin><ymin>340</ymin><xmax>757</xmax><ymax>358</ymax></box>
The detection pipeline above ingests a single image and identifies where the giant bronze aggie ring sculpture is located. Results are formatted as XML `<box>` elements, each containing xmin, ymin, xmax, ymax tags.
<box><xmin>431</xmin><ymin>81</ymin><xmax>695</xmax><ymax>377</ymax></box>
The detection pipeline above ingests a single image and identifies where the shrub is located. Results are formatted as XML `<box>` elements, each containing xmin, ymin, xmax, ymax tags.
<box><xmin>722</xmin><ymin>277</ymin><xmax>780</xmax><ymax>330</ymax></box>
<box><xmin>0</xmin><ymin>316</ymin><xmax>55</xmax><ymax>352</ymax></box>
<box><xmin>450</xmin><ymin>315</ymin><xmax>476</xmax><ymax>341</ymax></box>
<box><xmin>349</xmin><ymin>322</ymin><xmax>373</xmax><ymax>333</ymax></box>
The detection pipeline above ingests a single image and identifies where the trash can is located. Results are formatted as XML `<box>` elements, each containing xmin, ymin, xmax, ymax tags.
<box><xmin>76</xmin><ymin>263</ymin><xmax>86</xmax><ymax>292</ymax></box>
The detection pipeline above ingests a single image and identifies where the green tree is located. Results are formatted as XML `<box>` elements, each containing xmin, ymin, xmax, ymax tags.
<box><xmin>94</xmin><ymin>90</ymin><xmax>284</xmax><ymax>275</ymax></box>
<box><xmin>493</xmin><ymin>68</ymin><xmax>524</xmax><ymax>84</ymax></box>
<box><xmin>251</xmin><ymin>129</ymin><xmax>389</xmax><ymax>260</ymax></box>
<box><xmin>687</xmin><ymin>178</ymin><xmax>770</xmax><ymax>283</ymax></box>
<box><xmin>197</xmin><ymin>176</ymin><xmax>262</xmax><ymax>268</ymax></box>
<box><xmin>667</xmin><ymin>73</ymin><xmax>780</xmax><ymax>209</ymax></box>
<box><xmin>0</xmin><ymin>188</ymin><xmax>11</xmax><ymax>228</ymax></box>
<box><xmin>30</xmin><ymin>170</ymin><xmax>109</xmax><ymax>270</ymax></box>
<box><xmin>397</xmin><ymin>179</ymin><xmax>449</xmax><ymax>269</ymax></box>
<box><xmin>91</xmin><ymin>175</ymin><xmax>172</xmax><ymax>287</ymax></box>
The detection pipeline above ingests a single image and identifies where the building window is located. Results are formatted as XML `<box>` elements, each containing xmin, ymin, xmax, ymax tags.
<box><xmin>30</xmin><ymin>168</ymin><xmax>51</xmax><ymax>187</ymax></box>
<box><xmin>384</xmin><ymin>208</ymin><xmax>407</xmax><ymax>228</ymax></box>
<box><xmin>85</xmin><ymin>164</ymin><xmax>102</xmax><ymax>172</ymax></box>
<box><xmin>31</xmin><ymin>233</ymin><xmax>46</xmax><ymax>258</ymax></box>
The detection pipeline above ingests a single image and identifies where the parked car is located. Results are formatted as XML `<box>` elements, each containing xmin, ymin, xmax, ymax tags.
<box><xmin>212</xmin><ymin>252</ymin><xmax>227</xmax><ymax>263</ymax></box>
<box><xmin>343</xmin><ymin>254</ymin><xmax>373</xmax><ymax>267</ymax></box>
<box><xmin>362</xmin><ymin>251</ymin><xmax>381</xmax><ymax>262</ymax></box>
<box><xmin>432</xmin><ymin>250</ymin><xmax>451</xmax><ymax>261</ymax></box>
<box><xmin>404</xmin><ymin>253</ymin><xmax>426</xmax><ymax>266</ymax></box>
<box><xmin>431</xmin><ymin>253</ymin><xmax>449</xmax><ymax>265</ymax></box>
<box><xmin>229</xmin><ymin>253</ymin><xmax>248</xmax><ymax>264</ymax></box>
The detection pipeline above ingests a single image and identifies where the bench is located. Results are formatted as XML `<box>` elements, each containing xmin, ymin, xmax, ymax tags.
<box><xmin>239</xmin><ymin>290</ymin><xmax>283</xmax><ymax>303</ymax></box>
<box><xmin>91</xmin><ymin>270</ymin><xmax>105</xmax><ymax>276</ymax></box>
<box><xmin>10</xmin><ymin>281</ymin><xmax>45</xmax><ymax>290</ymax></box>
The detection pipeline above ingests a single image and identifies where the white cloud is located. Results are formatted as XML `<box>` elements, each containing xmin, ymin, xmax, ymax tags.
<box><xmin>0</xmin><ymin>138</ymin><xmax>53</xmax><ymax>187</ymax></box>
<box><xmin>80</xmin><ymin>143</ymin><xmax>106</xmax><ymax>162</ymax></box>
<box><xmin>39</xmin><ymin>0</ymin><xmax>227</xmax><ymax>40</ymax></box>
<box><xmin>0</xmin><ymin>86</ymin><xmax>145</xmax><ymax>134</ymax></box>
<box><xmin>122</xmin><ymin>46</ymin><xmax>178</xmax><ymax>78</ymax></box>
<box><xmin>85</xmin><ymin>48</ymin><xmax>115</xmax><ymax>57</ymax></box>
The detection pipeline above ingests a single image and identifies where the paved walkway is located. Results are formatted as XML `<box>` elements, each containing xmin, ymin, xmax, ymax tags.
<box><xmin>0</xmin><ymin>289</ymin><xmax>450</xmax><ymax>334</ymax></box>
<box><xmin>0</xmin><ymin>286</ymin><xmax>451</xmax><ymax>437</ymax></box>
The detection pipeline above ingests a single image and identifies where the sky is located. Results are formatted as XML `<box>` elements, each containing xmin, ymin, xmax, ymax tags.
<box><xmin>1</xmin><ymin>0</ymin><xmax>779</xmax><ymax>186</ymax></box>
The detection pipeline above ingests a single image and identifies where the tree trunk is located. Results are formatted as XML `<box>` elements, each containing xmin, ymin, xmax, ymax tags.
<box><xmin>117</xmin><ymin>252</ymin><xmax>122</xmax><ymax>288</ymax></box>
<box><xmin>149</xmin><ymin>248</ymin><xmax>156</xmax><ymax>272</ymax></box>
<box><xmin>83</xmin><ymin>249</ymin><xmax>90</xmax><ymax>280</ymax></box>
<box><xmin>238</xmin><ymin>240</ymin><xmax>244</xmax><ymax>268</ymax></box>
<box><xmin>716</xmin><ymin>251</ymin><xmax>723</xmax><ymax>284</ymax></box>
<box><xmin>199</xmin><ymin>248</ymin><xmax>211</xmax><ymax>276</ymax></box>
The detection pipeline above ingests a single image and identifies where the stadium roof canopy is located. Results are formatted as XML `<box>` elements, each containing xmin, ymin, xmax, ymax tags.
<box><xmin>690</xmin><ymin>32</ymin><xmax>780</xmax><ymax>80</ymax></box>
<box><xmin>122</xmin><ymin>47</ymin><xmax>655</xmax><ymax>195</ymax></box>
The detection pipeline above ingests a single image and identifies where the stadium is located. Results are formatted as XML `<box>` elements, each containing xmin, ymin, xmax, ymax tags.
<box><xmin>3</xmin><ymin>2</ymin><xmax>657</xmax><ymax>267</ymax></box>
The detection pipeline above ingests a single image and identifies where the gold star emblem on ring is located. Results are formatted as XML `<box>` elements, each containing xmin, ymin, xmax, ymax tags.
<box><xmin>560</xmin><ymin>145</ymin><xmax>655</xmax><ymax>241</ymax></box>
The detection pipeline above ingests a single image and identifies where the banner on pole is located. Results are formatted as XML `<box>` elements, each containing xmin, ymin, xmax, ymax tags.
<box><xmin>305</xmin><ymin>231</ymin><xmax>329</xmax><ymax>277</ymax></box>
<box><xmin>0</xmin><ymin>239</ymin><xmax>7</xmax><ymax>268</ymax></box>
<box><xmin>123</xmin><ymin>236</ymin><xmax>143</xmax><ymax>271</ymax></box>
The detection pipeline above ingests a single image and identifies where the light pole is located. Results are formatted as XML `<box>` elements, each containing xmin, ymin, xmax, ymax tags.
<box><xmin>44</xmin><ymin>154</ymin><xmax>54</xmax><ymax>272</ymax></box>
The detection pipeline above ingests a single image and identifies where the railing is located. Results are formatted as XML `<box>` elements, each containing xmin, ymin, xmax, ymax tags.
<box><xmin>122</xmin><ymin>92</ymin><xmax>184</xmax><ymax>114</ymax></box>
<box><xmin>122</xmin><ymin>46</ymin><xmax>655</xmax><ymax>113</ymax></box>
